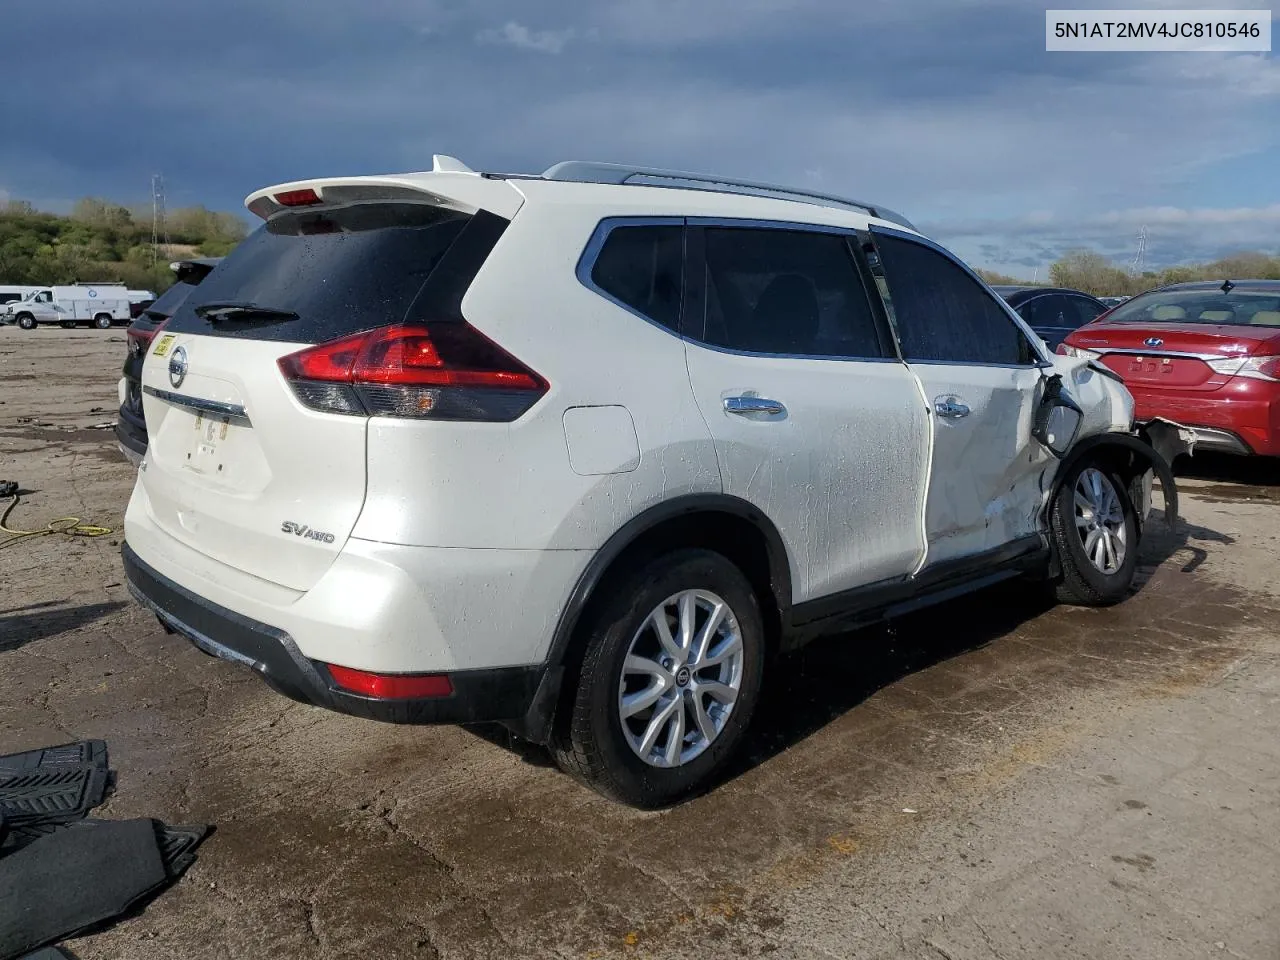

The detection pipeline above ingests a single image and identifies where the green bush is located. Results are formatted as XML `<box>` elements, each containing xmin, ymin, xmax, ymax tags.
<box><xmin>1</xmin><ymin>196</ymin><xmax>246</xmax><ymax>290</ymax></box>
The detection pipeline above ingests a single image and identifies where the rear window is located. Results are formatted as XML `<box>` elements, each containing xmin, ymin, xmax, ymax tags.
<box><xmin>1106</xmin><ymin>288</ymin><xmax>1280</xmax><ymax>327</ymax></box>
<box><xmin>142</xmin><ymin>279</ymin><xmax>199</xmax><ymax>320</ymax></box>
<box><xmin>165</xmin><ymin>203</ymin><xmax>496</xmax><ymax>343</ymax></box>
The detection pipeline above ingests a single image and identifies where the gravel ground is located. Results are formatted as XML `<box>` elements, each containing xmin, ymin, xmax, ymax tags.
<box><xmin>1</xmin><ymin>325</ymin><xmax>1277</xmax><ymax>959</ymax></box>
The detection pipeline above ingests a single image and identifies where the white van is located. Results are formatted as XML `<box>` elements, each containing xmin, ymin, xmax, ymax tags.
<box><xmin>1</xmin><ymin>285</ymin><xmax>133</xmax><ymax>329</ymax></box>
<box><xmin>0</xmin><ymin>285</ymin><xmax>41</xmax><ymax>307</ymax></box>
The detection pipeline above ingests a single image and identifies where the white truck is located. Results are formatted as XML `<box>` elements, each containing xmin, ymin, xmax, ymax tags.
<box><xmin>2</xmin><ymin>285</ymin><xmax>134</xmax><ymax>329</ymax></box>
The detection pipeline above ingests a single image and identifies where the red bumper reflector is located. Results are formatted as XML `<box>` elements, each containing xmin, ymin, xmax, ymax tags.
<box><xmin>326</xmin><ymin>664</ymin><xmax>454</xmax><ymax>700</ymax></box>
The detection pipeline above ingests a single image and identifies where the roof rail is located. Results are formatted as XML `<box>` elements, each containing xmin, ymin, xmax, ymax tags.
<box><xmin>540</xmin><ymin>160</ymin><xmax>917</xmax><ymax>231</ymax></box>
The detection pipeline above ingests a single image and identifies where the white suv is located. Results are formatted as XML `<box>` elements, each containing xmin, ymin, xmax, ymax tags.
<box><xmin>123</xmin><ymin>156</ymin><xmax>1174</xmax><ymax>805</ymax></box>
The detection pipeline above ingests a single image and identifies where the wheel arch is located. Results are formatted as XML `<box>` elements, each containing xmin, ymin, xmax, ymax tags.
<box><xmin>512</xmin><ymin>495</ymin><xmax>793</xmax><ymax>745</ymax></box>
<box><xmin>1045</xmin><ymin>432</ymin><xmax>1178</xmax><ymax>574</ymax></box>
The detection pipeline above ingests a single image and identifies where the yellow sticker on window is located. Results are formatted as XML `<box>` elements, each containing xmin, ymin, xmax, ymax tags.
<box><xmin>152</xmin><ymin>334</ymin><xmax>176</xmax><ymax>358</ymax></box>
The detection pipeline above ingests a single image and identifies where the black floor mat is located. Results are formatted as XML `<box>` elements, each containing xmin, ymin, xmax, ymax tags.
<box><xmin>0</xmin><ymin>742</ymin><xmax>106</xmax><ymax>777</ymax></box>
<box><xmin>0</xmin><ymin>818</ymin><xmax>168</xmax><ymax>960</ymax></box>
<box><xmin>0</xmin><ymin>742</ymin><xmax>110</xmax><ymax>829</ymax></box>
<box><xmin>2</xmin><ymin>818</ymin><xmax>209</xmax><ymax>873</ymax></box>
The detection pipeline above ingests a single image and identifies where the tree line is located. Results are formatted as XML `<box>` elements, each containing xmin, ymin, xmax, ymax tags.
<box><xmin>977</xmin><ymin>249</ymin><xmax>1280</xmax><ymax>297</ymax></box>
<box><xmin>0</xmin><ymin>197</ymin><xmax>247</xmax><ymax>293</ymax></box>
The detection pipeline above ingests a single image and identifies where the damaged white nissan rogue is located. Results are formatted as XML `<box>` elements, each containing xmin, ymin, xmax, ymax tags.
<box><xmin>123</xmin><ymin>156</ymin><xmax>1177</xmax><ymax>806</ymax></box>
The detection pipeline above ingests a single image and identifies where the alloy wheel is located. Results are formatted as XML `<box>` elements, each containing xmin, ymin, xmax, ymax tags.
<box><xmin>1074</xmin><ymin>467</ymin><xmax>1127</xmax><ymax>574</ymax></box>
<box><xmin>617</xmin><ymin>589</ymin><xmax>745</xmax><ymax>768</ymax></box>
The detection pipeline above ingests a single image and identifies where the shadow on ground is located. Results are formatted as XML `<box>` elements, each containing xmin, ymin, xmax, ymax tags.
<box><xmin>0</xmin><ymin>601</ymin><xmax>126</xmax><ymax>652</ymax></box>
<box><xmin>469</xmin><ymin>508</ymin><xmax>1236</xmax><ymax>797</ymax></box>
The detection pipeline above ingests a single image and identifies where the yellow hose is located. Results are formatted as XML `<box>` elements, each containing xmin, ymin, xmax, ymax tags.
<box><xmin>0</xmin><ymin>494</ymin><xmax>114</xmax><ymax>550</ymax></box>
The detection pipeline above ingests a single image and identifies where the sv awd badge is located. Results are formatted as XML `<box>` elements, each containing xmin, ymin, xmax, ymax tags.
<box><xmin>281</xmin><ymin>521</ymin><xmax>336</xmax><ymax>544</ymax></box>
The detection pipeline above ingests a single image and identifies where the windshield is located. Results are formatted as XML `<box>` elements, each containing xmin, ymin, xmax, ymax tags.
<box><xmin>1106</xmin><ymin>287</ymin><xmax>1280</xmax><ymax>327</ymax></box>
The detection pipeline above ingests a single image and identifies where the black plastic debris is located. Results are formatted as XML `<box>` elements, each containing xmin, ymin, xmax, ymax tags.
<box><xmin>0</xmin><ymin>741</ymin><xmax>111</xmax><ymax>829</ymax></box>
<box><xmin>0</xmin><ymin>741</ymin><xmax>210</xmax><ymax>960</ymax></box>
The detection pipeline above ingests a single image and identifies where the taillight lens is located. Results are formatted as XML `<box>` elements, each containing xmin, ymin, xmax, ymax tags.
<box><xmin>1207</xmin><ymin>355</ymin><xmax>1280</xmax><ymax>381</ymax></box>
<box><xmin>1057</xmin><ymin>343</ymin><xmax>1101</xmax><ymax>360</ymax></box>
<box><xmin>127</xmin><ymin>317</ymin><xmax>168</xmax><ymax>357</ymax></box>
<box><xmin>278</xmin><ymin>323</ymin><xmax>549</xmax><ymax>422</ymax></box>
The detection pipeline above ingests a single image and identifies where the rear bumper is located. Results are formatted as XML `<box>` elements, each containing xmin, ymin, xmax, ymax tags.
<box><xmin>122</xmin><ymin>543</ymin><xmax>550</xmax><ymax>726</ymax></box>
<box><xmin>1129</xmin><ymin>381</ymin><xmax>1280</xmax><ymax>456</ymax></box>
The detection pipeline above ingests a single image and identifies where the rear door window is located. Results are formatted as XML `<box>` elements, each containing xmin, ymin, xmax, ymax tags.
<box><xmin>697</xmin><ymin>227</ymin><xmax>888</xmax><ymax>358</ymax></box>
<box><xmin>872</xmin><ymin>233</ymin><xmax>1034</xmax><ymax>365</ymax></box>
<box><xmin>166</xmin><ymin>203</ymin><xmax>503</xmax><ymax>343</ymax></box>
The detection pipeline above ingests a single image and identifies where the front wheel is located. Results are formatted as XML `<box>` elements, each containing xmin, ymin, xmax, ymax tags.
<box><xmin>1049</xmin><ymin>460</ymin><xmax>1140</xmax><ymax>606</ymax></box>
<box><xmin>16</xmin><ymin>314</ymin><xmax>36</xmax><ymax>330</ymax></box>
<box><xmin>552</xmin><ymin>548</ymin><xmax>765</xmax><ymax>807</ymax></box>
<box><xmin>93</xmin><ymin>314</ymin><xmax>112</xmax><ymax>329</ymax></box>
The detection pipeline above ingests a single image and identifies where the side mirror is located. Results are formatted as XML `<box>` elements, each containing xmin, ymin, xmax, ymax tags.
<box><xmin>1033</xmin><ymin>374</ymin><xmax>1083</xmax><ymax>458</ymax></box>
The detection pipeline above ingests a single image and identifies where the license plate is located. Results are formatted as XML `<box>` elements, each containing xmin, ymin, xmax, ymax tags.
<box><xmin>189</xmin><ymin>411</ymin><xmax>230</xmax><ymax>473</ymax></box>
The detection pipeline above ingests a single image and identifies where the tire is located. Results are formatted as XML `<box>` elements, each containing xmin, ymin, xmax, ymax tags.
<box><xmin>16</xmin><ymin>314</ymin><xmax>36</xmax><ymax>330</ymax></box>
<box><xmin>93</xmin><ymin>314</ymin><xmax>112</xmax><ymax>329</ymax></box>
<box><xmin>551</xmin><ymin>548</ymin><xmax>765</xmax><ymax>807</ymax></box>
<box><xmin>1049</xmin><ymin>458</ymin><xmax>1140</xmax><ymax>606</ymax></box>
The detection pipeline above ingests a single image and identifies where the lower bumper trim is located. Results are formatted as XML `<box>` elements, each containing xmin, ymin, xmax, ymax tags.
<box><xmin>122</xmin><ymin>542</ymin><xmax>549</xmax><ymax>726</ymax></box>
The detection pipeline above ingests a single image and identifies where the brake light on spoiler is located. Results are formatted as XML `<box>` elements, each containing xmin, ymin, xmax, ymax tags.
<box><xmin>278</xmin><ymin>322</ymin><xmax>549</xmax><ymax>422</ymax></box>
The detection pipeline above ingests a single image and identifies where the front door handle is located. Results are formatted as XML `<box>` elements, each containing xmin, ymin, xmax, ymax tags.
<box><xmin>934</xmin><ymin>397</ymin><xmax>970</xmax><ymax>419</ymax></box>
<box><xmin>724</xmin><ymin>396</ymin><xmax>786</xmax><ymax>416</ymax></box>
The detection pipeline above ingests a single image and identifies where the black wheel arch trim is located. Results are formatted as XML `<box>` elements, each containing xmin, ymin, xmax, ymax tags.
<box><xmin>514</xmin><ymin>495</ymin><xmax>793</xmax><ymax>745</ymax></box>
<box><xmin>546</xmin><ymin>494</ymin><xmax>794</xmax><ymax>669</ymax></box>
<box><xmin>1047</xmin><ymin>432</ymin><xmax>1178</xmax><ymax>550</ymax></box>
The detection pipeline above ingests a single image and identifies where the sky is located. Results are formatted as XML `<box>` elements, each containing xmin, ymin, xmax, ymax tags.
<box><xmin>1</xmin><ymin>0</ymin><xmax>1277</xmax><ymax>278</ymax></box>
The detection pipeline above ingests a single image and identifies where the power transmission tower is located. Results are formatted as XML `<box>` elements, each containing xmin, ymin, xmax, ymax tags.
<box><xmin>1129</xmin><ymin>224</ymin><xmax>1147</xmax><ymax>275</ymax></box>
<box><xmin>150</xmin><ymin>174</ymin><xmax>169</xmax><ymax>264</ymax></box>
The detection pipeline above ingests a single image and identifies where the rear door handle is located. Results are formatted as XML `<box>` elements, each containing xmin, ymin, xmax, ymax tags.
<box><xmin>724</xmin><ymin>396</ymin><xmax>786</xmax><ymax>416</ymax></box>
<box><xmin>934</xmin><ymin>397</ymin><xmax>970</xmax><ymax>419</ymax></box>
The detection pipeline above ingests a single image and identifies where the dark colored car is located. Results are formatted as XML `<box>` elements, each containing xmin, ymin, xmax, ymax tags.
<box><xmin>992</xmin><ymin>286</ymin><xmax>1110</xmax><ymax>351</ymax></box>
<box><xmin>1062</xmin><ymin>280</ymin><xmax>1280</xmax><ymax>457</ymax></box>
<box><xmin>116</xmin><ymin>258</ymin><xmax>221</xmax><ymax>464</ymax></box>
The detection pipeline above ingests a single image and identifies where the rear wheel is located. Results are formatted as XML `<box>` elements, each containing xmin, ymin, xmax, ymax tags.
<box><xmin>93</xmin><ymin>314</ymin><xmax>112</xmax><ymax>329</ymax></box>
<box><xmin>1049</xmin><ymin>460</ymin><xmax>1139</xmax><ymax>606</ymax></box>
<box><xmin>16</xmin><ymin>313</ymin><xmax>36</xmax><ymax>330</ymax></box>
<box><xmin>552</xmin><ymin>549</ymin><xmax>765</xmax><ymax>807</ymax></box>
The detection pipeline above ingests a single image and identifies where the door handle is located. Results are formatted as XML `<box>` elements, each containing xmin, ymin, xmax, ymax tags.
<box><xmin>934</xmin><ymin>397</ymin><xmax>970</xmax><ymax>419</ymax></box>
<box><xmin>724</xmin><ymin>396</ymin><xmax>786</xmax><ymax>416</ymax></box>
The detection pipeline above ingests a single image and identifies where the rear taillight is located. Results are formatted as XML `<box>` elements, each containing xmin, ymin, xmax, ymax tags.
<box><xmin>127</xmin><ymin>318</ymin><xmax>168</xmax><ymax>357</ymax></box>
<box><xmin>1057</xmin><ymin>343</ymin><xmax>1101</xmax><ymax>360</ymax></box>
<box><xmin>278</xmin><ymin>323</ymin><xmax>549</xmax><ymax>422</ymax></box>
<box><xmin>1207</xmin><ymin>355</ymin><xmax>1280</xmax><ymax>382</ymax></box>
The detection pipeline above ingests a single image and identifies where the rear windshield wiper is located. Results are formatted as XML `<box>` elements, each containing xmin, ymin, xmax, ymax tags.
<box><xmin>194</xmin><ymin>301</ymin><xmax>299</xmax><ymax>323</ymax></box>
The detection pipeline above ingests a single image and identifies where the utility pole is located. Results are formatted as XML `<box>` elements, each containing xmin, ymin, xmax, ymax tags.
<box><xmin>1129</xmin><ymin>225</ymin><xmax>1147</xmax><ymax>275</ymax></box>
<box><xmin>150</xmin><ymin>174</ymin><xmax>169</xmax><ymax>264</ymax></box>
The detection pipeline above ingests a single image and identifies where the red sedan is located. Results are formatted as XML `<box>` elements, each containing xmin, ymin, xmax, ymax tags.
<box><xmin>1060</xmin><ymin>280</ymin><xmax>1280</xmax><ymax>457</ymax></box>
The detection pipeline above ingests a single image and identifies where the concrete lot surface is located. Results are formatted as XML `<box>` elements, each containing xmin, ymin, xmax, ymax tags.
<box><xmin>2</xmin><ymin>326</ymin><xmax>1278</xmax><ymax>959</ymax></box>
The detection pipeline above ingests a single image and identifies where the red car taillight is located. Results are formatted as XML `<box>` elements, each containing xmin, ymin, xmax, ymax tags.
<box><xmin>127</xmin><ymin>318</ymin><xmax>169</xmax><ymax>356</ymax></box>
<box><xmin>277</xmin><ymin>322</ymin><xmax>549</xmax><ymax>422</ymax></box>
